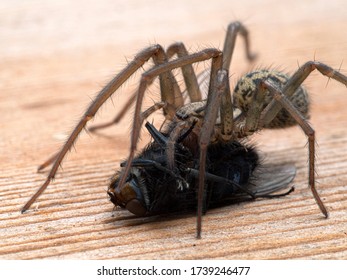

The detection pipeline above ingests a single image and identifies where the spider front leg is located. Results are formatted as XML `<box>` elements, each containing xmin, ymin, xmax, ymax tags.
<box><xmin>197</xmin><ymin>68</ymin><xmax>230</xmax><ymax>238</ymax></box>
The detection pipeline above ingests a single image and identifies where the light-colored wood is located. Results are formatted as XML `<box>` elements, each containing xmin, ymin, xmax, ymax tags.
<box><xmin>1</xmin><ymin>0</ymin><xmax>347</xmax><ymax>259</ymax></box>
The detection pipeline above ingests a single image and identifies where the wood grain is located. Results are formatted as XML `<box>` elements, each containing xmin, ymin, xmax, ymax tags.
<box><xmin>1</xmin><ymin>0</ymin><xmax>347</xmax><ymax>259</ymax></box>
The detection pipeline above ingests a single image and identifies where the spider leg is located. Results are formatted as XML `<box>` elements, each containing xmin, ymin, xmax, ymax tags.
<box><xmin>219</xmin><ymin>21</ymin><xmax>257</xmax><ymax>140</ymax></box>
<box><xmin>116</xmin><ymin>49</ymin><xmax>223</xmax><ymax>205</ymax></box>
<box><xmin>37</xmin><ymin>151</ymin><xmax>60</xmax><ymax>172</ymax></box>
<box><xmin>261</xmin><ymin>61</ymin><xmax>347</xmax><ymax>127</ymax></box>
<box><xmin>151</xmin><ymin>50</ymin><xmax>184</xmax><ymax>116</ymax></box>
<box><xmin>259</xmin><ymin>79</ymin><xmax>328</xmax><ymax>218</ymax></box>
<box><xmin>197</xmin><ymin>69</ymin><xmax>228</xmax><ymax>238</ymax></box>
<box><xmin>222</xmin><ymin>21</ymin><xmax>257</xmax><ymax>71</ymax></box>
<box><xmin>140</xmin><ymin>102</ymin><xmax>166</xmax><ymax>120</ymax></box>
<box><xmin>22</xmin><ymin>45</ymin><xmax>175</xmax><ymax>213</ymax></box>
<box><xmin>88</xmin><ymin>90</ymin><xmax>137</xmax><ymax>132</ymax></box>
<box><xmin>167</xmin><ymin>42</ymin><xmax>202</xmax><ymax>102</ymax></box>
<box><xmin>237</xmin><ymin>80</ymin><xmax>268</xmax><ymax>134</ymax></box>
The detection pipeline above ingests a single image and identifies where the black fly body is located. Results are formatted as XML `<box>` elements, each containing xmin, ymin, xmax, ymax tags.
<box><xmin>107</xmin><ymin>122</ymin><xmax>295</xmax><ymax>217</ymax></box>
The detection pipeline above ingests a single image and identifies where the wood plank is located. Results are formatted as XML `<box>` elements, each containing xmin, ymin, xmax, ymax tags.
<box><xmin>1</xmin><ymin>0</ymin><xmax>347</xmax><ymax>259</ymax></box>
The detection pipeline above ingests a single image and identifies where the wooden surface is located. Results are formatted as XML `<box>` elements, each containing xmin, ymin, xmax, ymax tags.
<box><xmin>1</xmin><ymin>0</ymin><xmax>347</xmax><ymax>259</ymax></box>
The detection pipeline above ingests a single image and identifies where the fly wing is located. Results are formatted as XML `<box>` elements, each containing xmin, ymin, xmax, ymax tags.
<box><xmin>246</xmin><ymin>164</ymin><xmax>296</xmax><ymax>196</ymax></box>
<box><xmin>210</xmin><ymin>164</ymin><xmax>296</xmax><ymax>206</ymax></box>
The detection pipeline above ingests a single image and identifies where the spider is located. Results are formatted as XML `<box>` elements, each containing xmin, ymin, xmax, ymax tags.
<box><xmin>22</xmin><ymin>21</ymin><xmax>347</xmax><ymax>238</ymax></box>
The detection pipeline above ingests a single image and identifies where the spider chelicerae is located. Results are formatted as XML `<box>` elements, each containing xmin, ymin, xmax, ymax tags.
<box><xmin>22</xmin><ymin>21</ymin><xmax>347</xmax><ymax>237</ymax></box>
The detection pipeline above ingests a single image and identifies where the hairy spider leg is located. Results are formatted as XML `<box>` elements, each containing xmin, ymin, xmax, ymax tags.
<box><xmin>222</xmin><ymin>21</ymin><xmax>257</xmax><ymax>71</ymax></box>
<box><xmin>166</xmin><ymin>42</ymin><xmax>202</xmax><ymax>102</ymax></box>
<box><xmin>197</xmin><ymin>69</ymin><xmax>229</xmax><ymax>238</ymax></box>
<box><xmin>259</xmin><ymin>79</ymin><xmax>328</xmax><ymax>217</ymax></box>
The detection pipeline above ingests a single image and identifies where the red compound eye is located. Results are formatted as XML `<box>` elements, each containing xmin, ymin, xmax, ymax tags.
<box><xmin>125</xmin><ymin>199</ymin><xmax>147</xmax><ymax>216</ymax></box>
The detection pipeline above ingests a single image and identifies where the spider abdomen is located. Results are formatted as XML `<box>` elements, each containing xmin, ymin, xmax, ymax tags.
<box><xmin>233</xmin><ymin>69</ymin><xmax>310</xmax><ymax>128</ymax></box>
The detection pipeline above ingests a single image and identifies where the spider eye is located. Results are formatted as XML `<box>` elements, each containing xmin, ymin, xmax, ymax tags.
<box><xmin>125</xmin><ymin>199</ymin><xmax>147</xmax><ymax>216</ymax></box>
